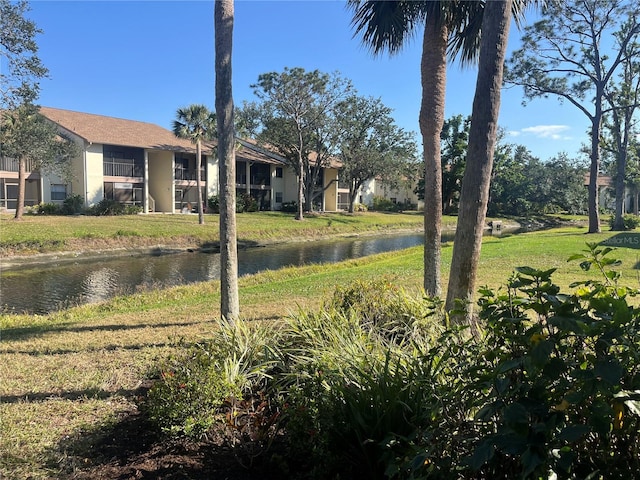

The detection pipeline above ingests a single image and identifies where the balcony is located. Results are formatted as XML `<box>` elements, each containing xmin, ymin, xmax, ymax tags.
<box><xmin>0</xmin><ymin>157</ymin><xmax>38</xmax><ymax>172</ymax></box>
<box><xmin>175</xmin><ymin>168</ymin><xmax>206</xmax><ymax>181</ymax></box>
<box><xmin>104</xmin><ymin>161</ymin><xmax>143</xmax><ymax>178</ymax></box>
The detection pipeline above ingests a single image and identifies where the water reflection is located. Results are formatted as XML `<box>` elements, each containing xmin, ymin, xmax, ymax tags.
<box><xmin>1</xmin><ymin>230</ymin><xmax>512</xmax><ymax>315</ymax></box>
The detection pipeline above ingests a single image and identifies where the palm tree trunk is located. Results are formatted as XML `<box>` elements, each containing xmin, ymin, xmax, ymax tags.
<box><xmin>420</xmin><ymin>16</ymin><xmax>448</xmax><ymax>298</ymax></box>
<box><xmin>445</xmin><ymin>0</ymin><xmax>513</xmax><ymax>326</ymax></box>
<box><xmin>215</xmin><ymin>0</ymin><xmax>239</xmax><ymax>323</ymax></box>
<box><xmin>14</xmin><ymin>157</ymin><xmax>26</xmax><ymax>220</ymax></box>
<box><xmin>196</xmin><ymin>139</ymin><xmax>205</xmax><ymax>225</ymax></box>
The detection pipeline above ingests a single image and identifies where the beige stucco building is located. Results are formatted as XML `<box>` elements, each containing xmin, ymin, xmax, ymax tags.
<box><xmin>0</xmin><ymin>107</ymin><xmax>346</xmax><ymax>214</ymax></box>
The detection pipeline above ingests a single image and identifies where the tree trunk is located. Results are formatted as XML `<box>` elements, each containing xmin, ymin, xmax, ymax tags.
<box><xmin>196</xmin><ymin>139</ymin><xmax>205</xmax><ymax>225</ymax></box>
<box><xmin>613</xmin><ymin>144</ymin><xmax>626</xmax><ymax>230</ymax></box>
<box><xmin>14</xmin><ymin>157</ymin><xmax>26</xmax><ymax>220</ymax></box>
<box><xmin>445</xmin><ymin>0</ymin><xmax>512</xmax><ymax>325</ymax></box>
<box><xmin>296</xmin><ymin>156</ymin><xmax>304</xmax><ymax>220</ymax></box>
<box><xmin>215</xmin><ymin>0</ymin><xmax>239</xmax><ymax>323</ymax></box>
<box><xmin>587</xmin><ymin>102</ymin><xmax>602</xmax><ymax>233</ymax></box>
<box><xmin>420</xmin><ymin>17</ymin><xmax>448</xmax><ymax>298</ymax></box>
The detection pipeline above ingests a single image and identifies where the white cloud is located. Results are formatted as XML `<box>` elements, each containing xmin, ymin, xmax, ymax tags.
<box><xmin>519</xmin><ymin>125</ymin><xmax>572</xmax><ymax>140</ymax></box>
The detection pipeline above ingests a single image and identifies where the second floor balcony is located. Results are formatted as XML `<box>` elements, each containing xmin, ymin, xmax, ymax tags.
<box><xmin>104</xmin><ymin>160</ymin><xmax>144</xmax><ymax>178</ymax></box>
<box><xmin>175</xmin><ymin>167</ymin><xmax>206</xmax><ymax>181</ymax></box>
<box><xmin>0</xmin><ymin>157</ymin><xmax>38</xmax><ymax>172</ymax></box>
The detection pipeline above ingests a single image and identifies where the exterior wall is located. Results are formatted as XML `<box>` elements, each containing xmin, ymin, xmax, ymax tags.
<box><xmin>205</xmin><ymin>154</ymin><xmax>218</xmax><ymax>198</ymax></box>
<box><xmin>271</xmin><ymin>166</ymin><xmax>285</xmax><ymax>210</ymax></box>
<box><xmin>282</xmin><ymin>167</ymin><xmax>298</xmax><ymax>204</ymax></box>
<box><xmin>41</xmin><ymin>172</ymin><xmax>68</xmax><ymax>204</ymax></box>
<box><xmin>85</xmin><ymin>143</ymin><xmax>104</xmax><ymax>206</ymax></box>
<box><xmin>359</xmin><ymin>179</ymin><xmax>376</xmax><ymax>207</ymax></box>
<box><xmin>323</xmin><ymin>168</ymin><xmax>339</xmax><ymax>212</ymax></box>
<box><xmin>365</xmin><ymin>178</ymin><xmax>422</xmax><ymax>209</ymax></box>
<box><xmin>148</xmin><ymin>150</ymin><xmax>174</xmax><ymax>213</ymax></box>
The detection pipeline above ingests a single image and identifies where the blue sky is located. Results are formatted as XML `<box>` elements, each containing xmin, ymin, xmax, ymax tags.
<box><xmin>27</xmin><ymin>0</ymin><xmax>589</xmax><ymax>161</ymax></box>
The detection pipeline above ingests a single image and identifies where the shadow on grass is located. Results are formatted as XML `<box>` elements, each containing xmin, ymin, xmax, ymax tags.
<box><xmin>1</xmin><ymin>383</ymin><xmax>152</xmax><ymax>404</ymax></box>
<box><xmin>1</xmin><ymin>319</ymin><xmax>209</xmax><ymax>343</ymax></box>
<box><xmin>2</xmin><ymin>340</ymin><xmax>181</xmax><ymax>356</ymax></box>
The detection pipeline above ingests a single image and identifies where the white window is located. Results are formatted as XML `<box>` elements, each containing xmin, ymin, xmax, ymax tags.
<box><xmin>275</xmin><ymin>192</ymin><xmax>283</xmax><ymax>203</ymax></box>
<box><xmin>51</xmin><ymin>184</ymin><xmax>66</xmax><ymax>201</ymax></box>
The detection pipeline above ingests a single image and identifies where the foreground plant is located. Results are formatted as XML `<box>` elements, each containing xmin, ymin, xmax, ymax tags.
<box><xmin>463</xmin><ymin>243</ymin><xmax>640</xmax><ymax>479</ymax></box>
<box><xmin>143</xmin><ymin>244</ymin><xmax>640</xmax><ymax>479</ymax></box>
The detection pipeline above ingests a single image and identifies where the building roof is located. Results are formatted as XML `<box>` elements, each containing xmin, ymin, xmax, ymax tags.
<box><xmin>235</xmin><ymin>138</ymin><xmax>287</xmax><ymax>165</ymax></box>
<box><xmin>39</xmin><ymin>106</ymin><xmax>200</xmax><ymax>153</ymax></box>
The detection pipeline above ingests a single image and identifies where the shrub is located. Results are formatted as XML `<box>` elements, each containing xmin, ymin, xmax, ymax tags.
<box><xmin>280</xmin><ymin>201</ymin><xmax>297</xmax><ymax>213</ymax></box>
<box><xmin>458</xmin><ymin>243</ymin><xmax>640</xmax><ymax>479</ymax></box>
<box><xmin>89</xmin><ymin>199</ymin><xmax>140</xmax><ymax>216</ymax></box>
<box><xmin>371</xmin><ymin>196</ymin><xmax>397</xmax><ymax>212</ymax></box>
<box><xmin>61</xmin><ymin>194</ymin><xmax>84</xmax><ymax>215</ymax></box>
<box><xmin>609</xmin><ymin>214</ymin><xmax>640</xmax><ymax>230</ymax></box>
<box><xmin>37</xmin><ymin>202</ymin><xmax>60</xmax><ymax>215</ymax></box>
<box><xmin>124</xmin><ymin>204</ymin><xmax>142</xmax><ymax>215</ymax></box>
<box><xmin>144</xmin><ymin>318</ymin><xmax>282</xmax><ymax>441</ymax></box>
<box><xmin>208</xmin><ymin>194</ymin><xmax>220</xmax><ymax>214</ymax></box>
<box><xmin>237</xmin><ymin>192</ymin><xmax>258</xmax><ymax>213</ymax></box>
<box><xmin>370</xmin><ymin>196</ymin><xmax>415</xmax><ymax>212</ymax></box>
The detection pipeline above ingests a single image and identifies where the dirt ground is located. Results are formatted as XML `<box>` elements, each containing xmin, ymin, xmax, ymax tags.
<box><xmin>62</xmin><ymin>408</ymin><xmax>285</xmax><ymax>480</ymax></box>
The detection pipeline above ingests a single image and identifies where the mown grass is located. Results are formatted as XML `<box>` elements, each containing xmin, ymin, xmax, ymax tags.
<box><xmin>0</xmin><ymin>211</ymin><xmax>433</xmax><ymax>256</ymax></box>
<box><xmin>2</xmin><ymin>219</ymin><xmax>639</xmax><ymax>478</ymax></box>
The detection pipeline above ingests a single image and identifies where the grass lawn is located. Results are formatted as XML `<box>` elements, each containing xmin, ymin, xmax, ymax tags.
<box><xmin>2</xmin><ymin>213</ymin><xmax>638</xmax><ymax>478</ymax></box>
<box><xmin>0</xmin><ymin>211</ymin><xmax>436</xmax><ymax>256</ymax></box>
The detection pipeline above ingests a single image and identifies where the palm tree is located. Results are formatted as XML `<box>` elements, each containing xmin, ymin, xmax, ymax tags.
<box><xmin>172</xmin><ymin>104</ymin><xmax>215</xmax><ymax>225</ymax></box>
<box><xmin>445</xmin><ymin>0</ymin><xmax>515</xmax><ymax>326</ymax></box>
<box><xmin>215</xmin><ymin>0</ymin><xmax>239</xmax><ymax>323</ymax></box>
<box><xmin>348</xmin><ymin>0</ymin><xmax>483</xmax><ymax>297</ymax></box>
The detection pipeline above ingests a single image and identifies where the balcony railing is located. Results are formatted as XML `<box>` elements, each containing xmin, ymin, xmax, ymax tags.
<box><xmin>174</xmin><ymin>168</ymin><xmax>205</xmax><ymax>181</ymax></box>
<box><xmin>104</xmin><ymin>161</ymin><xmax>144</xmax><ymax>178</ymax></box>
<box><xmin>0</xmin><ymin>157</ymin><xmax>38</xmax><ymax>172</ymax></box>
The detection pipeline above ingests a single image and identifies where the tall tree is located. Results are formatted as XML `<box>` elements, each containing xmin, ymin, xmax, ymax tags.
<box><xmin>348</xmin><ymin>0</ymin><xmax>483</xmax><ymax>297</ymax></box>
<box><xmin>445</xmin><ymin>0</ymin><xmax>514</xmax><ymax>325</ymax></box>
<box><xmin>416</xmin><ymin>114</ymin><xmax>470</xmax><ymax>213</ymax></box>
<box><xmin>505</xmin><ymin>0</ymin><xmax>640</xmax><ymax>233</ymax></box>
<box><xmin>1</xmin><ymin>104</ymin><xmax>77</xmax><ymax>219</ymax></box>
<box><xmin>172</xmin><ymin>104</ymin><xmax>216</xmax><ymax>225</ymax></box>
<box><xmin>602</xmin><ymin>17</ymin><xmax>640</xmax><ymax>230</ymax></box>
<box><xmin>335</xmin><ymin>94</ymin><xmax>418</xmax><ymax>213</ymax></box>
<box><xmin>215</xmin><ymin>0</ymin><xmax>239</xmax><ymax>323</ymax></box>
<box><xmin>0</xmin><ymin>0</ymin><xmax>48</xmax><ymax>110</ymax></box>
<box><xmin>249</xmin><ymin>68</ymin><xmax>351</xmax><ymax>220</ymax></box>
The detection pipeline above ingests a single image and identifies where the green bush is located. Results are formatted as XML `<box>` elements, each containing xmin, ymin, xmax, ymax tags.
<box><xmin>370</xmin><ymin>196</ymin><xmax>415</xmax><ymax>212</ymax></box>
<box><xmin>61</xmin><ymin>194</ymin><xmax>84</xmax><ymax>215</ymax></box>
<box><xmin>141</xmin><ymin>251</ymin><xmax>640</xmax><ymax>479</ymax></box>
<box><xmin>457</xmin><ymin>244</ymin><xmax>640</xmax><ymax>479</ymax></box>
<box><xmin>237</xmin><ymin>192</ymin><xmax>258</xmax><ymax>213</ymax></box>
<box><xmin>88</xmin><ymin>199</ymin><xmax>140</xmax><ymax>216</ymax></box>
<box><xmin>609</xmin><ymin>214</ymin><xmax>640</xmax><ymax>230</ymax></box>
<box><xmin>280</xmin><ymin>201</ymin><xmax>297</xmax><ymax>213</ymax></box>
<box><xmin>144</xmin><ymin>319</ymin><xmax>282</xmax><ymax>440</ymax></box>
<box><xmin>208</xmin><ymin>195</ymin><xmax>220</xmax><ymax>214</ymax></box>
<box><xmin>37</xmin><ymin>202</ymin><xmax>60</xmax><ymax>215</ymax></box>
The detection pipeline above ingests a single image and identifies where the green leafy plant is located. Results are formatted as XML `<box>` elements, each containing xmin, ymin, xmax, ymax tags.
<box><xmin>61</xmin><ymin>194</ymin><xmax>84</xmax><ymax>215</ymax></box>
<box><xmin>463</xmin><ymin>243</ymin><xmax>640</xmax><ymax>479</ymax></box>
<box><xmin>609</xmin><ymin>214</ymin><xmax>640</xmax><ymax>231</ymax></box>
<box><xmin>207</xmin><ymin>194</ymin><xmax>220</xmax><ymax>213</ymax></box>
<box><xmin>144</xmin><ymin>318</ymin><xmax>282</xmax><ymax>440</ymax></box>
<box><xmin>37</xmin><ymin>202</ymin><xmax>60</xmax><ymax>215</ymax></box>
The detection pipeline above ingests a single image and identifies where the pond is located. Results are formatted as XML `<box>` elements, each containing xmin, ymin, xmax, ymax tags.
<box><xmin>1</xmin><ymin>229</ymin><xmax>514</xmax><ymax>315</ymax></box>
